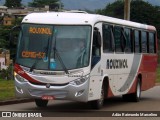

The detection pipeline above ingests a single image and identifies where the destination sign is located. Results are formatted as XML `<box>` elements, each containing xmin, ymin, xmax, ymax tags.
<box><xmin>29</xmin><ymin>27</ymin><xmax>52</xmax><ymax>35</ymax></box>
<box><xmin>22</xmin><ymin>51</ymin><xmax>45</xmax><ymax>58</ymax></box>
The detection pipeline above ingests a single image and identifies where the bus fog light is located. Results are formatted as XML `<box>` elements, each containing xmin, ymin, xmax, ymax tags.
<box><xmin>75</xmin><ymin>90</ymin><xmax>84</xmax><ymax>97</ymax></box>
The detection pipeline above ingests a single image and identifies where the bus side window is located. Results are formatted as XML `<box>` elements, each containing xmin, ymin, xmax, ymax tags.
<box><xmin>124</xmin><ymin>28</ymin><xmax>132</xmax><ymax>53</ymax></box>
<box><xmin>134</xmin><ymin>30</ymin><xmax>141</xmax><ymax>53</ymax></box>
<box><xmin>149</xmin><ymin>32</ymin><xmax>155</xmax><ymax>53</ymax></box>
<box><xmin>102</xmin><ymin>24</ymin><xmax>114</xmax><ymax>52</ymax></box>
<box><xmin>91</xmin><ymin>27</ymin><xmax>101</xmax><ymax>68</ymax></box>
<box><xmin>114</xmin><ymin>26</ymin><xmax>123</xmax><ymax>52</ymax></box>
<box><xmin>141</xmin><ymin>31</ymin><xmax>147</xmax><ymax>53</ymax></box>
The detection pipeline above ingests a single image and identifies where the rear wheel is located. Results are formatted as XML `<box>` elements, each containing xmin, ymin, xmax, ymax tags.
<box><xmin>132</xmin><ymin>78</ymin><xmax>141</xmax><ymax>102</ymax></box>
<box><xmin>122</xmin><ymin>78</ymin><xmax>141</xmax><ymax>102</ymax></box>
<box><xmin>35</xmin><ymin>99</ymin><xmax>48</xmax><ymax>107</ymax></box>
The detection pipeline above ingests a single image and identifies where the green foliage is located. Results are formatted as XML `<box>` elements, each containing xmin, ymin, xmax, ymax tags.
<box><xmin>28</xmin><ymin>0</ymin><xmax>59</xmax><ymax>8</ymax></box>
<box><xmin>0</xmin><ymin>65</ymin><xmax>13</xmax><ymax>80</ymax></box>
<box><xmin>96</xmin><ymin>0</ymin><xmax>124</xmax><ymax>19</ymax></box>
<box><xmin>0</xmin><ymin>80</ymin><xmax>15</xmax><ymax>101</ymax></box>
<box><xmin>0</xmin><ymin>16</ymin><xmax>21</xmax><ymax>60</ymax></box>
<box><xmin>96</xmin><ymin>0</ymin><xmax>160</xmax><ymax>39</ymax></box>
<box><xmin>157</xmin><ymin>65</ymin><xmax>160</xmax><ymax>83</ymax></box>
<box><xmin>0</xmin><ymin>25</ymin><xmax>11</xmax><ymax>49</ymax></box>
<box><xmin>4</xmin><ymin>0</ymin><xmax>22</xmax><ymax>8</ymax></box>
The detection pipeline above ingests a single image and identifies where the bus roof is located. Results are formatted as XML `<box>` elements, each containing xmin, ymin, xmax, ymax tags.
<box><xmin>22</xmin><ymin>12</ymin><xmax>156</xmax><ymax>31</ymax></box>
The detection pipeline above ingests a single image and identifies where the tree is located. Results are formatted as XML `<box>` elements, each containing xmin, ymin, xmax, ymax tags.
<box><xmin>28</xmin><ymin>0</ymin><xmax>60</xmax><ymax>8</ymax></box>
<box><xmin>96</xmin><ymin>0</ymin><xmax>160</xmax><ymax>39</ymax></box>
<box><xmin>4</xmin><ymin>0</ymin><xmax>22</xmax><ymax>8</ymax></box>
<box><xmin>96</xmin><ymin>0</ymin><xmax>124</xmax><ymax>19</ymax></box>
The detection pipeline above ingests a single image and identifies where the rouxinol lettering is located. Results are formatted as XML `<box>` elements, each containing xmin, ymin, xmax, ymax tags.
<box><xmin>29</xmin><ymin>27</ymin><xmax>52</xmax><ymax>35</ymax></box>
<box><xmin>106</xmin><ymin>59</ymin><xmax>128</xmax><ymax>69</ymax></box>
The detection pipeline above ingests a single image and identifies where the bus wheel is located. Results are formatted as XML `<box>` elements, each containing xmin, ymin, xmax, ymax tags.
<box><xmin>132</xmin><ymin>78</ymin><xmax>141</xmax><ymax>102</ymax></box>
<box><xmin>90</xmin><ymin>84</ymin><xmax>105</xmax><ymax>109</ymax></box>
<box><xmin>122</xmin><ymin>78</ymin><xmax>141</xmax><ymax>102</ymax></box>
<box><xmin>35</xmin><ymin>99</ymin><xmax>48</xmax><ymax>107</ymax></box>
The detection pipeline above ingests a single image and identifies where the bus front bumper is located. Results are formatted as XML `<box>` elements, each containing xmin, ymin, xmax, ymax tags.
<box><xmin>15</xmin><ymin>78</ymin><xmax>89</xmax><ymax>102</ymax></box>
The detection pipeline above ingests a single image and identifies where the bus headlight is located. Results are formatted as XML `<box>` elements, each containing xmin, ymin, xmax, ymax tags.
<box><xmin>70</xmin><ymin>75</ymin><xmax>89</xmax><ymax>86</ymax></box>
<box><xmin>14</xmin><ymin>72</ymin><xmax>27</xmax><ymax>82</ymax></box>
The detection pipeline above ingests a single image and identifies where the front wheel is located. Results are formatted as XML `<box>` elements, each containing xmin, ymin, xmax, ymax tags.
<box><xmin>35</xmin><ymin>99</ymin><xmax>48</xmax><ymax>108</ymax></box>
<box><xmin>90</xmin><ymin>84</ymin><xmax>105</xmax><ymax>109</ymax></box>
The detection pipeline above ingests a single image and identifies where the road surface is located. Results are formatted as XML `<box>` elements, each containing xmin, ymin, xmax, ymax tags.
<box><xmin>0</xmin><ymin>86</ymin><xmax>160</xmax><ymax>120</ymax></box>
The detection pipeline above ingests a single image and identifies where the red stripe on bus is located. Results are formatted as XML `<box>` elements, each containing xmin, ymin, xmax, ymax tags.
<box><xmin>14</xmin><ymin>64</ymin><xmax>42</xmax><ymax>84</ymax></box>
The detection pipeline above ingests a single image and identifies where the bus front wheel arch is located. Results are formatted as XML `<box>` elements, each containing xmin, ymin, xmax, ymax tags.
<box><xmin>90</xmin><ymin>77</ymin><xmax>109</xmax><ymax>109</ymax></box>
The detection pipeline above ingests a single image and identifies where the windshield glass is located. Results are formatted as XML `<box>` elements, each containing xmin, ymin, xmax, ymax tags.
<box><xmin>16</xmin><ymin>24</ymin><xmax>91</xmax><ymax>71</ymax></box>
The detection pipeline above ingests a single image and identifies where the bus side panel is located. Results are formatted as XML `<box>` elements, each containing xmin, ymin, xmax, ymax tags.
<box><xmin>107</xmin><ymin>86</ymin><xmax>114</xmax><ymax>98</ymax></box>
<box><xmin>138</xmin><ymin>54</ymin><xmax>158</xmax><ymax>91</ymax></box>
<box><xmin>127</xmin><ymin>77</ymin><xmax>137</xmax><ymax>94</ymax></box>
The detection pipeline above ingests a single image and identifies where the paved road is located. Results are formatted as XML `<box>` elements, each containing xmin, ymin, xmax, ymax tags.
<box><xmin>0</xmin><ymin>86</ymin><xmax>160</xmax><ymax>120</ymax></box>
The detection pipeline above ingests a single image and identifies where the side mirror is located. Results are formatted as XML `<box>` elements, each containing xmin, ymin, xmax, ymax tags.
<box><xmin>9</xmin><ymin>26</ymin><xmax>21</xmax><ymax>61</ymax></box>
<box><xmin>9</xmin><ymin>26</ymin><xmax>21</xmax><ymax>46</ymax></box>
<box><xmin>93</xmin><ymin>27</ymin><xmax>101</xmax><ymax>47</ymax></box>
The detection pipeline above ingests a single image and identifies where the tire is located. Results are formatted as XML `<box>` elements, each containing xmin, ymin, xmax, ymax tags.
<box><xmin>122</xmin><ymin>78</ymin><xmax>141</xmax><ymax>102</ymax></box>
<box><xmin>35</xmin><ymin>99</ymin><xmax>48</xmax><ymax>107</ymax></box>
<box><xmin>90</xmin><ymin>84</ymin><xmax>105</xmax><ymax>109</ymax></box>
<box><xmin>132</xmin><ymin>78</ymin><xmax>141</xmax><ymax>102</ymax></box>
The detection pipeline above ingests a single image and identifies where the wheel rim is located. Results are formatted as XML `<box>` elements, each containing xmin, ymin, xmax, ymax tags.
<box><xmin>136</xmin><ymin>82</ymin><xmax>141</xmax><ymax>98</ymax></box>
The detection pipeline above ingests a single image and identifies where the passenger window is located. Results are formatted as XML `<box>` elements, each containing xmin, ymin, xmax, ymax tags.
<box><xmin>134</xmin><ymin>30</ymin><xmax>140</xmax><ymax>53</ymax></box>
<box><xmin>103</xmin><ymin>24</ymin><xmax>114</xmax><ymax>52</ymax></box>
<box><xmin>124</xmin><ymin>28</ymin><xmax>132</xmax><ymax>53</ymax></box>
<box><xmin>114</xmin><ymin>26</ymin><xmax>122</xmax><ymax>52</ymax></box>
<box><xmin>149</xmin><ymin>32</ymin><xmax>155</xmax><ymax>53</ymax></box>
<box><xmin>141</xmin><ymin>31</ymin><xmax>147</xmax><ymax>53</ymax></box>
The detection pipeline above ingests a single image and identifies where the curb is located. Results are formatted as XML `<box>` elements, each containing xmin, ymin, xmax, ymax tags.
<box><xmin>0</xmin><ymin>99</ymin><xmax>34</xmax><ymax>106</ymax></box>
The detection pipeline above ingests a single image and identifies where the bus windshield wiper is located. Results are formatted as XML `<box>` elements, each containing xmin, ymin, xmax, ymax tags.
<box><xmin>30</xmin><ymin>38</ymin><xmax>50</xmax><ymax>72</ymax></box>
<box><xmin>53</xmin><ymin>35</ymin><xmax>69</xmax><ymax>74</ymax></box>
<box><xmin>53</xmin><ymin>47</ymin><xmax>69</xmax><ymax>74</ymax></box>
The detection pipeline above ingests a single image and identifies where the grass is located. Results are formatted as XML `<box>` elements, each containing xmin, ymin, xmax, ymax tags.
<box><xmin>0</xmin><ymin>67</ymin><xmax>160</xmax><ymax>101</ymax></box>
<box><xmin>156</xmin><ymin>65</ymin><xmax>160</xmax><ymax>83</ymax></box>
<box><xmin>0</xmin><ymin>80</ymin><xmax>15</xmax><ymax>101</ymax></box>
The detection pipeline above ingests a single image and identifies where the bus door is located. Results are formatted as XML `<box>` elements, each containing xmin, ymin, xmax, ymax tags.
<box><xmin>88</xmin><ymin>23</ymin><xmax>102</xmax><ymax>101</ymax></box>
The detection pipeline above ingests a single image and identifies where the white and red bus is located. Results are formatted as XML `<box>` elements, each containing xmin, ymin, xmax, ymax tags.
<box><xmin>13</xmin><ymin>11</ymin><xmax>158</xmax><ymax>109</ymax></box>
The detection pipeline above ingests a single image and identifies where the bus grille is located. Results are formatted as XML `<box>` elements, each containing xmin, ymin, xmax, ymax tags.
<box><xmin>28</xmin><ymin>89</ymin><xmax>68</xmax><ymax>98</ymax></box>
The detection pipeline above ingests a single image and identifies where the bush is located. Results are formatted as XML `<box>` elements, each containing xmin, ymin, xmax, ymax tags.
<box><xmin>0</xmin><ymin>65</ymin><xmax>13</xmax><ymax>80</ymax></box>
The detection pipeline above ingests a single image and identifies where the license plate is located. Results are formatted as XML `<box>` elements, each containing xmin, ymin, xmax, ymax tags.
<box><xmin>42</xmin><ymin>95</ymin><xmax>54</xmax><ymax>100</ymax></box>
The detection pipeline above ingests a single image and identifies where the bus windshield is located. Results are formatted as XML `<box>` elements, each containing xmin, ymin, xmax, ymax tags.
<box><xmin>16</xmin><ymin>24</ymin><xmax>91</xmax><ymax>71</ymax></box>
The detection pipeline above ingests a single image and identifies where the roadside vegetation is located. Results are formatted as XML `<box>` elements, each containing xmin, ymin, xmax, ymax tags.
<box><xmin>157</xmin><ymin>65</ymin><xmax>160</xmax><ymax>83</ymax></box>
<box><xmin>0</xmin><ymin>79</ymin><xmax>15</xmax><ymax>101</ymax></box>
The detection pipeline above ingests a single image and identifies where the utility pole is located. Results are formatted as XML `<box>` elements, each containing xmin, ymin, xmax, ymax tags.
<box><xmin>124</xmin><ymin>0</ymin><xmax>131</xmax><ymax>20</ymax></box>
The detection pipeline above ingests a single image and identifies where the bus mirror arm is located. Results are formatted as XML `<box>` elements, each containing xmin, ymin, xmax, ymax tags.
<box><xmin>93</xmin><ymin>27</ymin><xmax>101</xmax><ymax>47</ymax></box>
<box><xmin>9</xmin><ymin>25</ymin><xmax>21</xmax><ymax>42</ymax></box>
<box><xmin>97</xmin><ymin>32</ymin><xmax>101</xmax><ymax>47</ymax></box>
